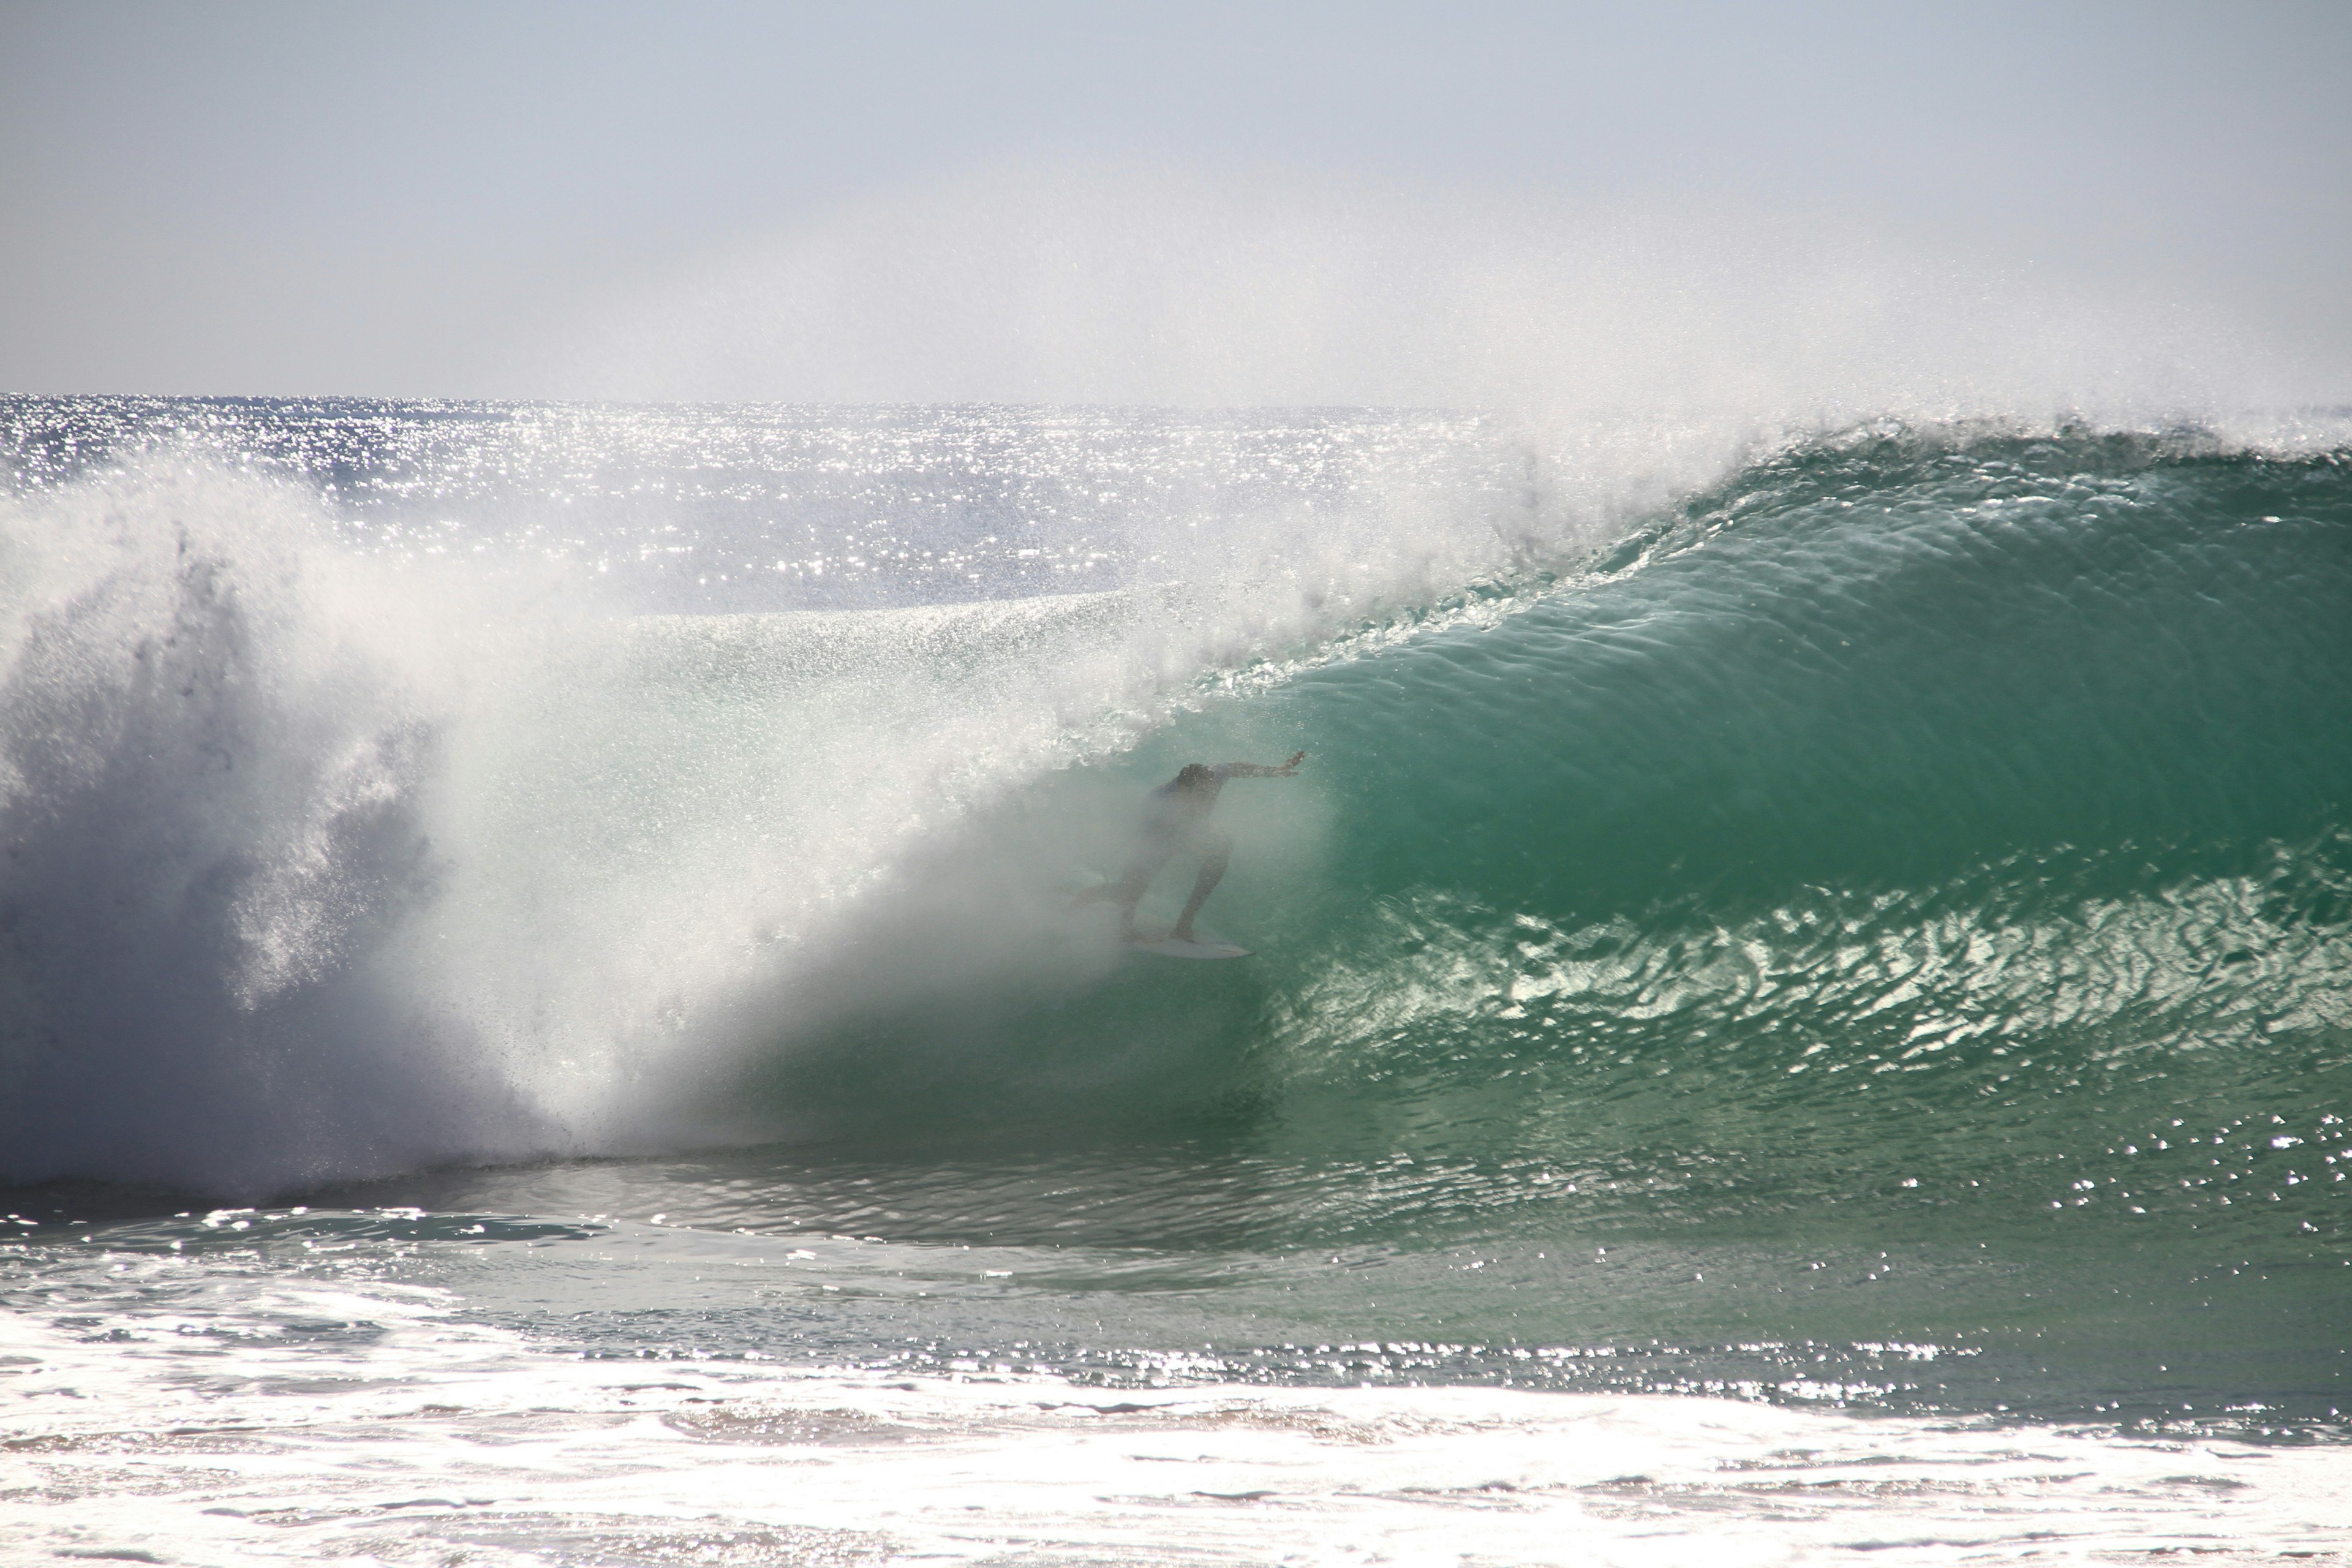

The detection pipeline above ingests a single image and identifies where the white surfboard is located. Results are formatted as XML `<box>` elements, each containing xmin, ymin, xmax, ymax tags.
<box><xmin>1065</xmin><ymin>869</ymin><xmax>1252</xmax><ymax>958</ymax></box>
<box><xmin>1129</xmin><ymin>925</ymin><xmax>1251</xmax><ymax>960</ymax></box>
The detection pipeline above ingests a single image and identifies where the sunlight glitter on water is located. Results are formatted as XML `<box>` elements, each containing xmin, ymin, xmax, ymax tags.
<box><xmin>6</xmin><ymin>1274</ymin><xmax>2346</xmax><ymax>1566</ymax></box>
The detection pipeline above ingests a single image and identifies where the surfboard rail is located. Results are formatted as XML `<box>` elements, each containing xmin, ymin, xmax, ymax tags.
<box><xmin>1128</xmin><ymin>926</ymin><xmax>1251</xmax><ymax>960</ymax></box>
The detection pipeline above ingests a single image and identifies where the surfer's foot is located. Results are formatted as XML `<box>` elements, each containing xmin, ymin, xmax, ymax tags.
<box><xmin>1169</xmin><ymin>924</ymin><xmax>1194</xmax><ymax>943</ymax></box>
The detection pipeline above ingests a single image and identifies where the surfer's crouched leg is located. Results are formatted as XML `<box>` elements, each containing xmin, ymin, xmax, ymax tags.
<box><xmin>1101</xmin><ymin>853</ymin><xmax>1170</xmax><ymax>937</ymax></box>
<box><xmin>1172</xmin><ymin>832</ymin><xmax>1232</xmax><ymax>941</ymax></box>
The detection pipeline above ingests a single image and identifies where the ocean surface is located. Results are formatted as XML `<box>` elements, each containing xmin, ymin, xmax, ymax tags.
<box><xmin>2</xmin><ymin>396</ymin><xmax>2348</xmax><ymax>1564</ymax></box>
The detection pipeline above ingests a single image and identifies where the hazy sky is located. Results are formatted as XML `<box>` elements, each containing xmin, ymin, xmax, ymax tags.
<box><xmin>4</xmin><ymin>0</ymin><xmax>2348</xmax><ymax>404</ymax></box>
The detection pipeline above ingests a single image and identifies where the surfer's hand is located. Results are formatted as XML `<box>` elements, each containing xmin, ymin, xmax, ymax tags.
<box><xmin>1278</xmin><ymin>750</ymin><xmax>1305</xmax><ymax>775</ymax></box>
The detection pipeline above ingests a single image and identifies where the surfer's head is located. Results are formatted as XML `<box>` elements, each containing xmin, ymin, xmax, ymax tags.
<box><xmin>1175</xmin><ymin>763</ymin><xmax>1215</xmax><ymax>791</ymax></box>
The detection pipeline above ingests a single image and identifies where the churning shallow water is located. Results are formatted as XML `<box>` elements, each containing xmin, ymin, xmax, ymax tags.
<box><xmin>2</xmin><ymin>398</ymin><xmax>2348</xmax><ymax>1562</ymax></box>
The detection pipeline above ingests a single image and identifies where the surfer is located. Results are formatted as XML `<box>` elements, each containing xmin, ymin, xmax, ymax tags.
<box><xmin>1079</xmin><ymin>752</ymin><xmax>1306</xmax><ymax>943</ymax></box>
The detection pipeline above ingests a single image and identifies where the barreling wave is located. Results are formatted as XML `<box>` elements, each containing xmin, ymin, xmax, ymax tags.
<box><xmin>3</xmin><ymin>415</ymin><xmax>2348</xmax><ymax>1219</ymax></box>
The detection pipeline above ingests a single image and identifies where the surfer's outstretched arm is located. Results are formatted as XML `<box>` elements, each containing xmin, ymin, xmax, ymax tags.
<box><xmin>1215</xmin><ymin>751</ymin><xmax>1306</xmax><ymax>779</ymax></box>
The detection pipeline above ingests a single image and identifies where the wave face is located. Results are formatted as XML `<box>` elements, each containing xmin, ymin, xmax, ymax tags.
<box><xmin>1213</xmin><ymin>428</ymin><xmax>2352</xmax><ymax>1210</ymax></box>
<box><xmin>1255</xmin><ymin>426</ymin><xmax>2352</xmax><ymax>1094</ymax></box>
<box><xmin>2</xmin><ymin>399</ymin><xmax>2347</xmax><ymax>1430</ymax></box>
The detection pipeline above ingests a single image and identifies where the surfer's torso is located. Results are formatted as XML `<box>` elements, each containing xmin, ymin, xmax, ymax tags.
<box><xmin>1140</xmin><ymin>765</ymin><xmax>1233</xmax><ymax>843</ymax></box>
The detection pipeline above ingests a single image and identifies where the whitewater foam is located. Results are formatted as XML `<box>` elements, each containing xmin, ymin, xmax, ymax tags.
<box><xmin>5</xmin><ymin>1250</ymin><xmax>2345</xmax><ymax>1566</ymax></box>
<box><xmin>0</xmin><ymin>404</ymin><xmax>1712</xmax><ymax>1191</ymax></box>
